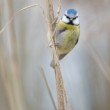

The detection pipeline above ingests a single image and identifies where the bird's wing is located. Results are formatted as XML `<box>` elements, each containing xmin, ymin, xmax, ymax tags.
<box><xmin>55</xmin><ymin>27</ymin><xmax>67</xmax><ymax>47</ymax></box>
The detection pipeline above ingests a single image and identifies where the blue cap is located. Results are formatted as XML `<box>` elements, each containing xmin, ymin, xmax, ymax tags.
<box><xmin>67</xmin><ymin>9</ymin><xmax>77</xmax><ymax>15</ymax></box>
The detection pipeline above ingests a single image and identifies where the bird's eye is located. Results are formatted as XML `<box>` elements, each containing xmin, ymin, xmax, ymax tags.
<box><xmin>66</xmin><ymin>16</ymin><xmax>70</xmax><ymax>19</ymax></box>
<box><xmin>73</xmin><ymin>16</ymin><xmax>78</xmax><ymax>20</ymax></box>
<box><xmin>64</xmin><ymin>14</ymin><xmax>70</xmax><ymax>19</ymax></box>
<box><xmin>72</xmin><ymin>16</ymin><xmax>80</xmax><ymax>25</ymax></box>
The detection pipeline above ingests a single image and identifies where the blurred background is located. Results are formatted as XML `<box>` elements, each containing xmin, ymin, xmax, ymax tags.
<box><xmin>0</xmin><ymin>0</ymin><xmax>110</xmax><ymax>110</ymax></box>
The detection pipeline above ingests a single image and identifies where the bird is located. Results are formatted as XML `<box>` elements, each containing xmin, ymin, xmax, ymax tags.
<box><xmin>50</xmin><ymin>8</ymin><xmax>80</xmax><ymax>67</ymax></box>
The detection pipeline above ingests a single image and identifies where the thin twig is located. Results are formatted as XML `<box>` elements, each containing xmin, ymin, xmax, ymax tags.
<box><xmin>49</xmin><ymin>0</ymin><xmax>62</xmax><ymax>48</ymax></box>
<box><xmin>86</xmin><ymin>43</ymin><xmax>110</xmax><ymax>83</ymax></box>
<box><xmin>0</xmin><ymin>4</ymin><xmax>46</xmax><ymax>35</ymax></box>
<box><xmin>50</xmin><ymin>0</ymin><xmax>62</xmax><ymax>27</ymax></box>
<box><xmin>41</xmin><ymin>67</ymin><xmax>57</xmax><ymax>110</ymax></box>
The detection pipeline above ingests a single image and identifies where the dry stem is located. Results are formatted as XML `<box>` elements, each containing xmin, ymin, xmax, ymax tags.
<box><xmin>45</xmin><ymin>0</ymin><xmax>71</xmax><ymax>110</ymax></box>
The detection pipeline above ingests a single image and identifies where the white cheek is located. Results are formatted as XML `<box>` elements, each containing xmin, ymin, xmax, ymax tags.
<box><xmin>73</xmin><ymin>17</ymin><xmax>80</xmax><ymax>25</ymax></box>
<box><xmin>62</xmin><ymin>16</ymin><xmax>69</xmax><ymax>23</ymax></box>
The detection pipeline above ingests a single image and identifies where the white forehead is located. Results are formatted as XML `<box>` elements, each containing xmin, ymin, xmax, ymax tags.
<box><xmin>65</xmin><ymin>12</ymin><xmax>78</xmax><ymax>18</ymax></box>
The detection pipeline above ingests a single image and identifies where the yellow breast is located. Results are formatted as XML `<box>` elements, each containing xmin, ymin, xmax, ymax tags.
<box><xmin>56</xmin><ymin>20</ymin><xmax>80</xmax><ymax>55</ymax></box>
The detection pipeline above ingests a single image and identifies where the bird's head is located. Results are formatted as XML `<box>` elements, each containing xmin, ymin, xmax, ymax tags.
<box><xmin>61</xmin><ymin>9</ymin><xmax>80</xmax><ymax>25</ymax></box>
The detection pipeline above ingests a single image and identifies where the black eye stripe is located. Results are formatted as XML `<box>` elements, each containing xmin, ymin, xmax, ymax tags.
<box><xmin>64</xmin><ymin>14</ymin><xmax>70</xmax><ymax>19</ymax></box>
<box><xmin>64</xmin><ymin>14</ymin><xmax>78</xmax><ymax>20</ymax></box>
<box><xmin>72</xmin><ymin>16</ymin><xmax>78</xmax><ymax>20</ymax></box>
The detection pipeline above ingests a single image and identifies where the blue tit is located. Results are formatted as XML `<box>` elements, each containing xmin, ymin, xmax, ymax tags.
<box><xmin>51</xmin><ymin>8</ymin><xmax>80</xmax><ymax>67</ymax></box>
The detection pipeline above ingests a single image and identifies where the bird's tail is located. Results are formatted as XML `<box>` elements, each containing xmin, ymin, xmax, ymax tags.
<box><xmin>50</xmin><ymin>59</ymin><xmax>55</xmax><ymax>68</ymax></box>
<box><xmin>50</xmin><ymin>54</ymin><xmax>66</xmax><ymax>68</ymax></box>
